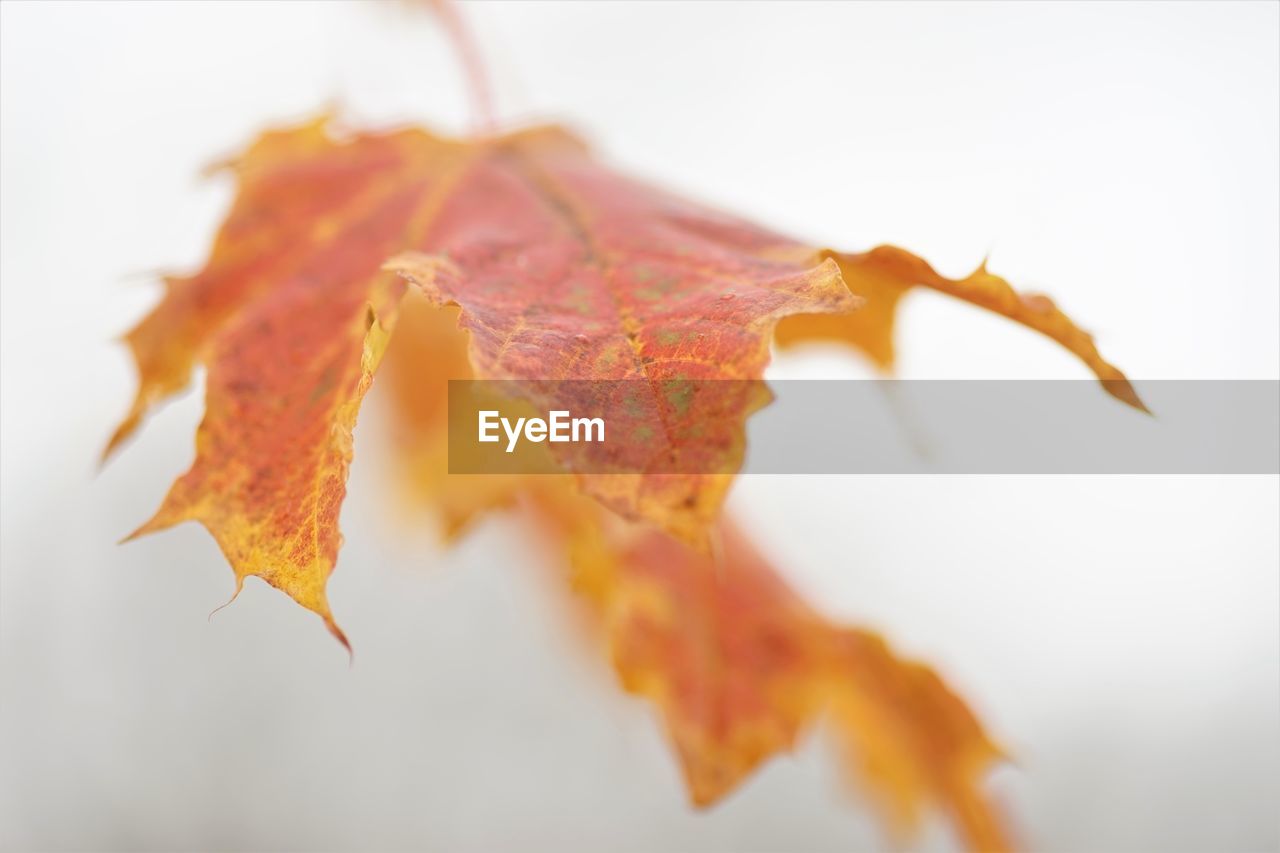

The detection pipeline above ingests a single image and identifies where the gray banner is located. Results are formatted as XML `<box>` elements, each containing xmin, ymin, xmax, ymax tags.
<box><xmin>446</xmin><ymin>380</ymin><xmax>1279</xmax><ymax>475</ymax></box>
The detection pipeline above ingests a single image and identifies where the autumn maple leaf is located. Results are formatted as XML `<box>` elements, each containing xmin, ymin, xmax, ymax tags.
<box><xmin>106</xmin><ymin>4</ymin><xmax>1143</xmax><ymax>849</ymax></box>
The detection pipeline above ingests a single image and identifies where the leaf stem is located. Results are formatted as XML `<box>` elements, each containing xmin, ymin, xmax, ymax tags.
<box><xmin>428</xmin><ymin>0</ymin><xmax>497</xmax><ymax>136</ymax></box>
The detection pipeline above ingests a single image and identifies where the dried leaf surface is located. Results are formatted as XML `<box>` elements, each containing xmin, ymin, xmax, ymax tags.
<box><xmin>114</xmin><ymin>120</ymin><xmax>868</xmax><ymax>634</ymax></box>
<box><xmin>114</xmin><ymin>116</ymin><xmax>1140</xmax><ymax>848</ymax></box>
<box><xmin>532</xmin><ymin>487</ymin><xmax>1010</xmax><ymax>851</ymax></box>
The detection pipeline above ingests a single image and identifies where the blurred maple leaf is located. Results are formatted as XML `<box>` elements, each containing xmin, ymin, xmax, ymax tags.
<box><xmin>106</xmin><ymin>4</ymin><xmax>1144</xmax><ymax>849</ymax></box>
<box><xmin>527</xmin><ymin>482</ymin><xmax>1011</xmax><ymax>850</ymax></box>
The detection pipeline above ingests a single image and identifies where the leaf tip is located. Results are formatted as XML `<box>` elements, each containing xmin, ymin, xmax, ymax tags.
<box><xmin>118</xmin><ymin>518</ymin><xmax>156</xmax><ymax>546</ymax></box>
<box><xmin>323</xmin><ymin>612</ymin><xmax>354</xmax><ymax>663</ymax></box>
<box><xmin>119</xmin><ymin>498</ymin><xmax>188</xmax><ymax>545</ymax></box>
<box><xmin>101</xmin><ymin>412</ymin><xmax>139</xmax><ymax>467</ymax></box>
<box><xmin>207</xmin><ymin>577</ymin><xmax>246</xmax><ymax>622</ymax></box>
<box><xmin>1103</xmin><ymin>376</ymin><xmax>1151</xmax><ymax>415</ymax></box>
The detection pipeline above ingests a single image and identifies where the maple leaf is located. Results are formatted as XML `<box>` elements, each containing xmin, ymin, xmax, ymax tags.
<box><xmin>108</xmin><ymin>6</ymin><xmax>1144</xmax><ymax>846</ymax></box>
<box><xmin>110</xmin><ymin>118</ymin><xmax>1141</xmax><ymax>644</ymax></box>
<box><xmin>107</xmin><ymin>119</ymin><xmax>851</xmax><ymax>637</ymax></box>
<box><xmin>527</xmin><ymin>482</ymin><xmax>1011</xmax><ymax>850</ymax></box>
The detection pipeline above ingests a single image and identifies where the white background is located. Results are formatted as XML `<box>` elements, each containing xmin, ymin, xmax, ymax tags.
<box><xmin>2</xmin><ymin>2</ymin><xmax>1277</xmax><ymax>851</ymax></box>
